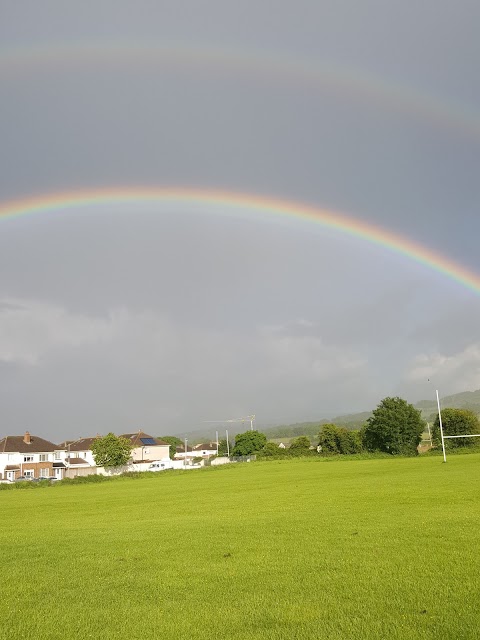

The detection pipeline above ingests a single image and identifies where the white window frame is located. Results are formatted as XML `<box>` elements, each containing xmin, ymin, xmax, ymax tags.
<box><xmin>39</xmin><ymin>468</ymin><xmax>50</xmax><ymax>478</ymax></box>
<box><xmin>54</xmin><ymin>451</ymin><xmax>61</xmax><ymax>460</ymax></box>
<box><xmin>39</xmin><ymin>454</ymin><xmax>48</xmax><ymax>462</ymax></box>
<box><xmin>23</xmin><ymin>455</ymin><xmax>34</xmax><ymax>463</ymax></box>
<box><xmin>24</xmin><ymin>469</ymin><xmax>34</xmax><ymax>478</ymax></box>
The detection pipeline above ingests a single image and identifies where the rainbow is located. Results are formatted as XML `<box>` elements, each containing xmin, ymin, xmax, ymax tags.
<box><xmin>1</xmin><ymin>41</ymin><xmax>479</xmax><ymax>141</ymax></box>
<box><xmin>0</xmin><ymin>186</ymin><xmax>479</xmax><ymax>295</ymax></box>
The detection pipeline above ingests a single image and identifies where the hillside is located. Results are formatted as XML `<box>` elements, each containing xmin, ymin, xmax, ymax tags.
<box><xmin>175</xmin><ymin>389</ymin><xmax>480</xmax><ymax>443</ymax></box>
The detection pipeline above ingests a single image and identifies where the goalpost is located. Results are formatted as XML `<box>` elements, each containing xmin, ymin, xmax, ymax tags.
<box><xmin>436</xmin><ymin>390</ymin><xmax>480</xmax><ymax>462</ymax></box>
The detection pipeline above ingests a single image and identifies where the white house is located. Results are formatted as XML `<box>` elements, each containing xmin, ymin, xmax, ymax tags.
<box><xmin>192</xmin><ymin>442</ymin><xmax>218</xmax><ymax>457</ymax></box>
<box><xmin>0</xmin><ymin>432</ymin><xmax>66</xmax><ymax>481</ymax></box>
<box><xmin>121</xmin><ymin>431</ymin><xmax>170</xmax><ymax>463</ymax></box>
<box><xmin>56</xmin><ymin>436</ymin><xmax>99</xmax><ymax>477</ymax></box>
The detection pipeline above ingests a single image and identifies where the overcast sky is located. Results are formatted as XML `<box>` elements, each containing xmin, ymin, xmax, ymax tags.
<box><xmin>1</xmin><ymin>1</ymin><xmax>479</xmax><ymax>442</ymax></box>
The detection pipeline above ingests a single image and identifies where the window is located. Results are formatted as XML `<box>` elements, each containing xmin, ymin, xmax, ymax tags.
<box><xmin>54</xmin><ymin>451</ymin><xmax>61</xmax><ymax>460</ymax></box>
<box><xmin>23</xmin><ymin>456</ymin><xmax>33</xmax><ymax>463</ymax></box>
<box><xmin>24</xmin><ymin>470</ymin><xmax>34</xmax><ymax>478</ymax></box>
<box><xmin>40</xmin><ymin>468</ymin><xmax>49</xmax><ymax>478</ymax></box>
<box><xmin>39</xmin><ymin>454</ymin><xmax>48</xmax><ymax>462</ymax></box>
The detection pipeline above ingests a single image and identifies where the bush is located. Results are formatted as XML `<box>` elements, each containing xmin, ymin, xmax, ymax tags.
<box><xmin>318</xmin><ymin>424</ymin><xmax>363</xmax><ymax>456</ymax></box>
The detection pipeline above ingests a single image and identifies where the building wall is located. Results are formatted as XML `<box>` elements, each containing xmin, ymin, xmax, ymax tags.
<box><xmin>130</xmin><ymin>444</ymin><xmax>170</xmax><ymax>462</ymax></box>
<box><xmin>65</xmin><ymin>466</ymin><xmax>97</xmax><ymax>478</ymax></box>
<box><xmin>21</xmin><ymin>462</ymin><xmax>54</xmax><ymax>478</ymax></box>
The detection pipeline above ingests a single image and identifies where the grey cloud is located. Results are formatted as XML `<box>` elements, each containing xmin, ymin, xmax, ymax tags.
<box><xmin>0</xmin><ymin>1</ymin><xmax>479</xmax><ymax>439</ymax></box>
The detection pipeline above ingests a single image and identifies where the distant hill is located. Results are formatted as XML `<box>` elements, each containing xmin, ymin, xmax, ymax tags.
<box><xmin>415</xmin><ymin>389</ymin><xmax>480</xmax><ymax>421</ymax></box>
<box><xmin>173</xmin><ymin>389</ymin><xmax>480</xmax><ymax>443</ymax></box>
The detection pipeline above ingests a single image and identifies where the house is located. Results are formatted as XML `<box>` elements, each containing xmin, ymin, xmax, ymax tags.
<box><xmin>56</xmin><ymin>436</ymin><xmax>100</xmax><ymax>477</ymax></box>
<box><xmin>59</xmin><ymin>437</ymin><xmax>98</xmax><ymax>466</ymax></box>
<box><xmin>192</xmin><ymin>442</ymin><xmax>218</xmax><ymax>457</ymax></box>
<box><xmin>121</xmin><ymin>431</ymin><xmax>170</xmax><ymax>463</ymax></box>
<box><xmin>0</xmin><ymin>431</ymin><xmax>66</xmax><ymax>481</ymax></box>
<box><xmin>174</xmin><ymin>444</ymin><xmax>195</xmax><ymax>461</ymax></box>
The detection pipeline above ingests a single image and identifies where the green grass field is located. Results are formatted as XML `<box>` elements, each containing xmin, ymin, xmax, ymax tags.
<box><xmin>1</xmin><ymin>455</ymin><xmax>479</xmax><ymax>639</ymax></box>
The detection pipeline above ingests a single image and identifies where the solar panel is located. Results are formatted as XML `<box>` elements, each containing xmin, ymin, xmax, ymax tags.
<box><xmin>140</xmin><ymin>437</ymin><xmax>156</xmax><ymax>445</ymax></box>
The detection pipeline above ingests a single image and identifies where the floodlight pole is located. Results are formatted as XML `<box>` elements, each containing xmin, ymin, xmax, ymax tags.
<box><xmin>184</xmin><ymin>438</ymin><xmax>188</xmax><ymax>469</ymax></box>
<box><xmin>215</xmin><ymin>431</ymin><xmax>219</xmax><ymax>456</ymax></box>
<box><xmin>436</xmin><ymin>390</ymin><xmax>447</xmax><ymax>463</ymax></box>
<box><xmin>226</xmin><ymin>429</ymin><xmax>230</xmax><ymax>457</ymax></box>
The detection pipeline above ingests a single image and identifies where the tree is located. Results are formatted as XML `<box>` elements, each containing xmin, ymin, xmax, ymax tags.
<box><xmin>344</xmin><ymin>429</ymin><xmax>363</xmax><ymax>454</ymax></box>
<box><xmin>288</xmin><ymin>436</ymin><xmax>312</xmax><ymax>455</ymax></box>
<box><xmin>231</xmin><ymin>430</ymin><xmax>267</xmax><ymax>456</ymax></box>
<box><xmin>160</xmin><ymin>436</ymin><xmax>183</xmax><ymax>459</ymax></box>
<box><xmin>91</xmin><ymin>433</ymin><xmax>133</xmax><ymax>468</ymax></box>
<box><xmin>259</xmin><ymin>442</ymin><xmax>285</xmax><ymax>457</ymax></box>
<box><xmin>362</xmin><ymin>397</ymin><xmax>425</xmax><ymax>455</ymax></box>
<box><xmin>318</xmin><ymin>424</ymin><xmax>341</xmax><ymax>454</ymax></box>
<box><xmin>432</xmin><ymin>408</ymin><xmax>480</xmax><ymax>448</ymax></box>
<box><xmin>317</xmin><ymin>424</ymin><xmax>364</xmax><ymax>455</ymax></box>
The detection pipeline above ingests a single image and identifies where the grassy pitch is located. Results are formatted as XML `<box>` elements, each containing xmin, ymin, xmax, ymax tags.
<box><xmin>1</xmin><ymin>455</ymin><xmax>479</xmax><ymax>639</ymax></box>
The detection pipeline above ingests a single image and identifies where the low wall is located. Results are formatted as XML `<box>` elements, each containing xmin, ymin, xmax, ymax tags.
<box><xmin>211</xmin><ymin>457</ymin><xmax>232</xmax><ymax>466</ymax></box>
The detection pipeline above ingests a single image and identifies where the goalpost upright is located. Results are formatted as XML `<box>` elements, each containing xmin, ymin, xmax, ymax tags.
<box><xmin>435</xmin><ymin>389</ymin><xmax>480</xmax><ymax>462</ymax></box>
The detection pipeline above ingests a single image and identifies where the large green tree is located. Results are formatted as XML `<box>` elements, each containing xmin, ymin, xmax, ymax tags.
<box><xmin>363</xmin><ymin>397</ymin><xmax>425</xmax><ymax>455</ymax></box>
<box><xmin>432</xmin><ymin>408</ymin><xmax>480</xmax><ymax>448</ymax></box>
<box><xmin>91</xmin><ymin>433</ymin><xmax>133</xmax><ymax>468</ymax></box>
<box><xmin>160</xmin><ymin>436</ymin><xmax>183</xmax><ymax>459</ymax></box>
<box><xmin>231</xmin><ymin>430</ymin><xmax>267</xmax><ymax>456</ymax></box>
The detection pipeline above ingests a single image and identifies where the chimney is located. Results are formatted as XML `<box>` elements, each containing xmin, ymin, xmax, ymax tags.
<box><xmin>23</xmin><ymin>431</ymin><xmax>31</xmax><ymax>444</ymax></box>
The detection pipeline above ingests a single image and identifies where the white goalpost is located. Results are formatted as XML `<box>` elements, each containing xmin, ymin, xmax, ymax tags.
<box><xmin>436</xmin><ymin>389</ymin><xmax>480</xmax><ymax>462</ymax></box>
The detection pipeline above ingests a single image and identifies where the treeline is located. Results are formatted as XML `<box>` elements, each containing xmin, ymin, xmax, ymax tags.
<box><xmin>263</xmin><ymin>414</ymin><xmax>370</xmax><ymax>439</ymax></box>
<box><xmin>254</xmin><ymin>398</ymin><xmax>480</xmax><ymax>460</ymax></box>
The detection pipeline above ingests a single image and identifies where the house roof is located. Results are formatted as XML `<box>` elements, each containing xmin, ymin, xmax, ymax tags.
<box><xmin>66</xmin><ymin>457</ymin><xmax>88</xmax><ymax>465</ymax></box>
<box><xmin>58</xmin><ymin>437</ymin><xmax>99</xmax><ymax>452</ymax></box>
<box><xmin>0</xmin><ymin>434</ymin><xmax>59</xmax><ymax>454</ymax></box>
<box><xmin>194</xmin><ymin>443</ymin><xmax>217</xmax><ymax>450</ymax></box>
<box><xmin>175</xmin><ymin>445</ymin><xmax>193</xmax><ymax>452</ymax></box>
<box><xmin>4</xmin><ymin>465</ymin><xmax>21</xmax><ymax>470</ymax></box>
<box><xmin>121</xmin><ymin>431</ymin><xmax>168</xmax><ymax>447</ymax></box>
